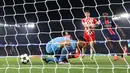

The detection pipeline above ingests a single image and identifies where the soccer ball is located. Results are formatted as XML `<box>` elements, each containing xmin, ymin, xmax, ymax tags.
<box><xmin>20</xmin><ymin>54</ymin><xmax>30</xmax><ymax>64</ymax></box>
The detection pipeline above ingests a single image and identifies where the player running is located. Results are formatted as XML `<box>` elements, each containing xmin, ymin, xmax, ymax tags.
<box><xmin>42</xmin><ymin>37</ymin><xmax>87</xmax><ymax>64</ymax></box>
<box><xmin>100</xmin><ymin>12</ymin><xmax>126</xmax><ymax>61</ymax></box>
<box><xmin>82</xmin><ymin>10</ymin><xmax>99</xmax><ymax>61</ymax></box>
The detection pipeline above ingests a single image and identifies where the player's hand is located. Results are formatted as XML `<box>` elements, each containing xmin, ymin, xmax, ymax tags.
<box><xmin>60</xmin><ymin>40</ymin><xmax>71</xmax><ymax>49</ymax></box>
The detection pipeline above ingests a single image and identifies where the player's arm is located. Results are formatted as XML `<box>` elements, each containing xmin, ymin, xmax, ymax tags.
<box><xmin>82</xmin><ymin>19</ymin><xmax>87</xmax><ymax>28</ymax></box>
<box><xmin>93</xmin><ymin>18</ymin><xmax>100</xmax><ymax>28</ymax></box>
<box><xmin>116</xmin><ymin>25</ymin><xmax>126</xmax><ymax>38</ymax></box>
<box><xmin>111</xmin><ymin>19</ymin><xmax>126</xmax><ymax>38</ymax></box>
<box><xmin>59</xmin><ymin>40</ymin><xmax>71</xmax><ymax>49</ymax></box>
<box><xmin>117</xmin><ymin>26</ymin><xmax>126</xmax><ymax>38</ymax></box>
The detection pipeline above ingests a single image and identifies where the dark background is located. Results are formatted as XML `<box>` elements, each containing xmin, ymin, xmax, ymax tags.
<box><xmin>0</xmin><ymin>0</ymin><xmax>130</xmax><ymax>56</ymax></box>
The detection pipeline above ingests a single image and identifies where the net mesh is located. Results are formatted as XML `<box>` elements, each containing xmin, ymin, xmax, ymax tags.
<box><xmin>0</xmin><ymin>0</ymin><xmax>130</xmax><ymax>73</ymax></box>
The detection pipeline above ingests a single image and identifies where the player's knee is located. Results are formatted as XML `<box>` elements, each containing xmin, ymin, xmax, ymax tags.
<box><xmin>90</xmin><ymin>41</ymin><xmax>94</xmax><ymax>44</ymax></box>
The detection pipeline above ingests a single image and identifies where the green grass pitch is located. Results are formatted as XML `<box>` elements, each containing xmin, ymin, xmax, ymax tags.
<box><xmin>0</xmin><ymin>56</ymin><xmax>130</xmax><ymax>73</ymax></box>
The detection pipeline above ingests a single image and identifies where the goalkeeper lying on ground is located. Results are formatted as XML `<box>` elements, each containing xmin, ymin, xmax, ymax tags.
<box><xmin>42</xmin><ymin>37</ymin><xmax>87</xmax><ymax>65</ymax></box>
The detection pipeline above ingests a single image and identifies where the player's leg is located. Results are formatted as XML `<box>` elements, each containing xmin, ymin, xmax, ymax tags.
<box><xmin>59</xmin><ymin>46</ymin><xmax>68</xmax><ymax>64</ymax></box>
<box><xmin>113</xmin><ymin>41</ymin><xmax>120</xmax><ymax>61</ymax></box>
<box><xmin>59</xmin><ymin>46</ymin><xmax>72</xmax><ymax>64</ymax></box>
<box><xmin>113</xmin><ymin>34</ymin><xmax>125</xmax><ymax>61</ymax></box>
<box><xmin>109</xmin><ymin>34</ymin><xmax>125</xmax><ymax>61</ymax></box>
<box><xmin>89</xmin><ymin>41</ymin><xmax>95</xmax><ymax>61</ymax></box>
<box><xmin>42</xmin><ymin>42</ymin><xmax>52</xmax><ymax>63</ymax></box>
<box><xmin>122</xmin><ymin>44</ymin><xmax>128</xmax><ymax>61</ymax></box>
<box><xmin>106</xmin><ymin>37</ymin><xmax>116</xmax><ymax>56</ymax></box>
<box><xmin>106</xmin><ymin>36</ymin><xmax>119</xmax><ymax>61</ymax></box>
<box><xmin>42</xmin><ymin>50</ymin><xmax>49</xmax><ymax>63</ymax></box>
<box><xmin>89</xmin><ymin>33</ymin><xmax>96</xmax><ymax>61</ymax></box>
<box><xmin>106</xmin><ymin>37</ymin><xmax>114</xmax><ymax>51</ymax></box>
<box><xmin>84</xmin><ymin>33</ymin><xmax>95</xmax><ymax>60</ymax></box>
<box><xmin>45</xmin><ymin>56</ymin><xmax>60</xmax><ymax>63</ymax></box>
<box><xmin>103</xmin><ymin>30</ymin><xmax>115</xmax><ymax>55</ymax></box>
<box><xmin>119</xmin><ymin>39</ymin><xmax>128</xmax><ymax>61</ymax></box>
<box><xmin>105</xmin><ymin>33</ymin><xmax>119</xmax><ymax>61</ymax></box>
<box><xmin>43</xmin><ymin>43</ymin><xmax>60</xmax><ymax>63</ymax></box>
<box><xmin>115</xmin><ymin>42</ymin><xmax>124</xmax><ymax>61</ymax></box>
<box><xmin>44</xmin><ymin>48</ymin><xmax>70</xmax><ymax>63</ymax></box>
<box><xmin>115</xmin><ymin>40</ymin><xmax>128</xmax><ymax>62</ymax></box>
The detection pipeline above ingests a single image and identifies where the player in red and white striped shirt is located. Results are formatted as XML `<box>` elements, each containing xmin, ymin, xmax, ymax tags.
<box><xmin>82</xmin><ymin>10</ymin><xmax>99</xmax><ymax>60</ymax></box>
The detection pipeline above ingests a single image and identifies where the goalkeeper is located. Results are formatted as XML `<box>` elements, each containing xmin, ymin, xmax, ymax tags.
<box><xmin>42</xmin><ymin>37</ymin><xmax>87</xmax><ymax>64</ymax></box>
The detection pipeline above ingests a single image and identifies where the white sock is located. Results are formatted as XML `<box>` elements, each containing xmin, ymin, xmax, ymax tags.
<box><xmin>90</xmin><ymin>49</ymin><xmax>93</xmax><ymax>57</ymax></box>
<box><xmin>114</xmin><ymin>54</ymin><xmax>117</xmax><ymax>56</ymax></box>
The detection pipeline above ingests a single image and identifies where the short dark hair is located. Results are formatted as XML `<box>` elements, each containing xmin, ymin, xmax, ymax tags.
<box><xmin>84</xmin><ymin>10</ymin><xmax>90</xmax><ymax>13</ymax></box>
<box><xmin>103</xmin><ymin>12</ymin><xmax>108</xmax><ymax>16</ymax></box>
